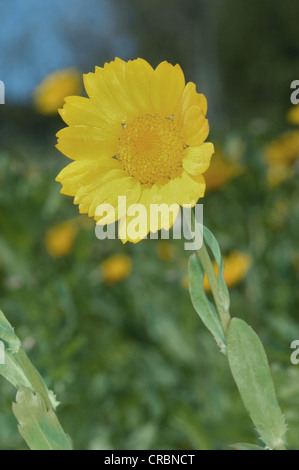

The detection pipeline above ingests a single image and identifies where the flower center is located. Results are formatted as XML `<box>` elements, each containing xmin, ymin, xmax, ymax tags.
<box><xmin>116</xmin><ymin>114</ymin><xmax>186</xmax><ymax>184</ymax></box>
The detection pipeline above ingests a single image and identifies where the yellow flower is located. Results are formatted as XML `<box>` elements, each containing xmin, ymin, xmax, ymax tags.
<box><xmin>265</xmin><ymin>131</ymin><xmax>299</xmax><ymax>166</ymax></box>
<box><xmin>267</xmin><ymin>198</ymin><xmax>290</xmax><ymax>230</ymax></box>
<box><xmin>156</xmin><ymin>241</ymin><xmax>176</xmax><ymax>261</ymax></box>
<box><xmin>56</xmin><ymin>58</ymin><xmax>214</xmax><ymax>243</ymax></box>
<box><xmin>287</xmin><ymin>105</ymin><xmax>299</xmax><ymax>125</ymax></box>
<box><xmin>101</xmin><ymin>254</ymin><xmax>132</xmax><ymax>284</ymax></box>
<box><xmin>266</xmin><ymin>164</ymin><xmax>294</xmax><ymax>188</ymax></box>
<box><xmin>265</xmin><ymin>131</ymin><xmax>299</xmax><ymax>186</ymax></box>
<box><xmin>45</xmin><ymin>221</ymin><xmax>77</xmax><ymax>258</ymax></box>
<box><xmin>204</xmin><ymin>251</ymin><xmax>252</xmax><ymax>291</ymax></box>
<box><xmin>182</xmin><ymin>251</ymin><xmax>252</xmax><ymax>292</ymax></box>
<box><xmin>204</xmin><ymin>149</ymin><xmax>243</xmax><ymax>192</ymax></box>
<box><xmin>181</xmin><ymin>275</ymin><xmax>189</xmax><ymax>290</ymax></box>
<box><xmin>34</xmin><ymin>68</ymin><xmax>82</xmax><ymax>115</ymax></box>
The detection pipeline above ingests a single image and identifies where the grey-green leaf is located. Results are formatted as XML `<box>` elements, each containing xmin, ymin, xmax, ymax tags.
<box><xmin>188</xmin><ymin>253</ymin><xmax>226</xmax><ymax>353</ymax></box>
<box><xmin>0</xmin><ymin>309</ymin><xmax>21</xmax><ymax>353</ymax></box>
<box><xmin>0</xmin><ymin>350</ymin><xmax>32</xmax><ymax>390</ymax></box>
<box><xmin>230</xmin><ymin>443</ymin><xmax>265</xmax><ymax>451</ymax></box>
<box><xmin>13</xmin><ymin>388</ymin><xmax>72</xmax><ymax>451</ymax></box>
<box><xmin>227</xmin><ymin>318</ymin><xmax>287</xmax><ymax>449</ymax></box>
<box><xmin>203</xmin><ymin>227</ymin><xmax>230</xmax><ymax>312</ymax></box>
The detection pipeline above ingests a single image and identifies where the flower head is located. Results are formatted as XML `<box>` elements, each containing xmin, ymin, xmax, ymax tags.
<box><xmin>45</xmin><ymin>221</ymin><xmax>77</xmax><ymax>258</ymax></box>
<box><xmin>182</xmin><ymin>251</ymin><xmax>252</xmax><ymax>292</ymax></box>
<box><xmin>204</xmin><ymin>148</ymin><xmax>243</xmax><ymax>192</ymax></box>
<box><xmin>287</xmin><ymin>104</ymin><xmax>299</xmax><ymax>126</ymax></box>
<box><xmin>204</xmin><ymin>251</ymin><xmax>252</xmax><ymax>291</ymax></box>
<box><xmin>56</xmin><ymin>59</ymin><xmax>214</xmax><ymax>243</ymax></box>
<box><xmin>34</xmin><ymin>68</ymin><xmax>82</xmax><ymax>115</ymax></box>
<box><xmin>265</xmin><ymin>131</ymin><xmax>299</xmax><ymax>186</ymax></box>
<box><xmin>101</xmin><ymin>254</ymin><xmax>132</xmax><ymax>285</ymax></box>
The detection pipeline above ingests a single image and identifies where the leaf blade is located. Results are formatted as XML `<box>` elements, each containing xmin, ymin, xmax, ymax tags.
<box><xmin>227</xmin><ymin>318</ymin><xmax>286</xmax><ymax>449</ymax></box>
<box><xmin>188</xmin><ymin>253</ymin><xmax>226</xmax><ymax>352</ymax></box>
<box><xmin>12</xmin><ymin>388</ymin><xmax>72</xmax><ymax>451</ymax></box>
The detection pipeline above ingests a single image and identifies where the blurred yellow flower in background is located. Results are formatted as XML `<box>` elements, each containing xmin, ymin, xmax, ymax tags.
<box><xmin>156</xmin><ymin>241</ymin><xmax>176</xmax><ymax>261</ymax></box>
<box><xmin>182</xmin><ymin>251</ymin><xmax>252</xmax><ymax>292</ymax></box>
<box><xmin>265</xmin><ymin>131</ymin><xmax>299</xmax><ymax>165</ymax></box>
<box><xmin>181</xmin><ymin>275</ymin><xmax>189</xmax><ymax>290</ymax></box>
<box><xmin>204</xmin><ymin>149</ymin><xmax>243</xmax><ymax>192</ymax></box>
<box><xmin>101</xmin><ymin>254</ymin><xmax>133</xmax><ymax>285</ymax></box>
<box><xmin>268</xmin><ymin>198</ymin><xmax>290</xmax><ymax>230</ymax></box>
<box><xmin>266</xmin><ymin>165</ymin><xmax>293</xmax><ymax>188</ymax></box>
<box><xmin>287</xmin><ymin>104</ymin><xmax>299</xmax><ymax>126</ymax></box>
<box><xmin>204</xmin><ymin>251</ymin><xmax>252</xmax><ymax>291</ymax></box>
<box><xmin>45</xmin><ymin>220</ymin><xmax>77</xmax><ymax>258</ymax></box>
<box><xmin>56</xmin><ymin>58</ymin><xmax>214</xmax><ymax>243</ymax></box>
<box><xmin>265</xmin><ymin>131</ymin><xmax>299</xmax><ymax>186</ymax></box>
<box><xmin>34</xmin><ymin>68</ymin><xmax>82</xmax><ymax>115</ymax></box>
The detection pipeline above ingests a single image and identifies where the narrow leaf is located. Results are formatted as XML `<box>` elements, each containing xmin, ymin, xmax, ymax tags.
<box><xmin>227</xmin><ymin>318</ymin><xmax>287</xmax><ymax>449</ymax></box>
<box><xmin>0</xmin><ymin>309</ymin><xmax>21</xmax><ymax>353</ymax></box>
<box><xmin>0</xmin><ymin>350</ymin><xmax>32</xmax><ymax>390</ymax></box>
<box><xmin>203</xmin><ymin>227</ymin><xmax>230</xmax><ymax>312</ymax></box>
<box><xmin>188</xmin><ymin>253</ymin><xmax>226</xmax><ymax>352</ymax></box>
<box><xmin>230</xmin><ymin>443</ymin><xmax>265</xmax><ymax>451</ymax></box>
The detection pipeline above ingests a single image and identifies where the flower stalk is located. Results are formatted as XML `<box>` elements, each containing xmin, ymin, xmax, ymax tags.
<box><xmin>187</xmin><ymin>212</ymin><xmax>287</xmax><ymax>450</ymax></box>
<box><xmin>195</xmin><ymin>243</ymin><xmax>231</xmax><ymax>334</ymax></box>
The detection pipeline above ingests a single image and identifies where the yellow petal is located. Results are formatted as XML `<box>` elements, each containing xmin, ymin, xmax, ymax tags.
<box><xmin>56</xmin><ymin>126</ymin><xmax>120</xmax><ymax>160</ymax></box>
<box><xmin>182</xmin><ymin>106</ymin><xmax>209</xmax><ymax>146</ymax></box>
<box><xmin>118</xmin><ymin>187</ymin><xmax>152</xmax><ymax>243</ymax></box>
<box><xmin>161</xmin><ymin>171</ymin><xmax>206</xmax><ymax>207</ymax></box>
<box><xmin>59</xmin><ymin>96</ymin><xmax>119</xmax><ymax>129</ymax></box>
<box><xmin>100</xmin><ymin>59</ymin><xmax>141</xmax><ymax>120</ymax></box>
<box><xmin>56</xmin><ymin>159</ymin><xmax>119</xmax><ymax>196</ymax></box>
<box><xmin>174</xmin><ymin>82</ymin><xmax>207</xmax><ymax>129</ymax></box>
<box><xmin>183</xmin><ymin>143</ymin><xmax>214</xmax><ymax>176</ymax></box>
<box><xmin>124</xmin><ymin>58</ymin><xmax>154</xmax><ymax>115</ymax></box>
<box><xmin>83</xmin><ymin>70</ymin><xmax>125</xmax><ymax>123</ymax></box>
<box><xmin>85</xmin><ymin>170</ymin><xmax>140</xmax><ymax>219</ymax></box>
<box><xmin>94</xmin><ymin>177</ymin><xmax>142</xmax><ymax>224</ymax></box>
<box><xmin>151</xmin><ymin>62</ymin><xmax>185</xmax><ymax>116</ymax></box>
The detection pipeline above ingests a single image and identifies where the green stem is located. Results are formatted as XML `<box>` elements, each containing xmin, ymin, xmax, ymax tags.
<box><xmin>16</xmin><ymin>349</ymin><xmax>53</xmax><ymax>410</ymax></box>
<box><xmin>195</xmin><ymin>244</ymin><xmax>230</xmax><ymax>334</ymax></box>
<box><xmin>187</xmin><ymin>209</ymin><xmax>231</xmax><ymax>335</ymax></box>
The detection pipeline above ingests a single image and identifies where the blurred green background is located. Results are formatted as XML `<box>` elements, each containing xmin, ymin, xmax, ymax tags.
<box><xmin>1</xmin><ymin>0</ymin><xmax>299</xmax><ymax>450</ymax></box>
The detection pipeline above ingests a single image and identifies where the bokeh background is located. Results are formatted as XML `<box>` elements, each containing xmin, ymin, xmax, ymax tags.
<box><xmin>1</xmin><ymin>0</ymin><xmax>299</xmax><ymax>450</ymax></box>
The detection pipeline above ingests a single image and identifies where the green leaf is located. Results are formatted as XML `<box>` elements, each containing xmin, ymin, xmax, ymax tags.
<box><xmin>0</xmin><ymin>238</ymin><xmax>32</xmax><ymax>286</ymax></box>
<box><xmin>230</xmin><ymin>443</ymin><xmax>265</xmax><ymax>451</ymax></box>
<box><xmin>188</xmin><ymin>253</ymin><xmax>226</xmax><ymax>352</ymax></box>
<box><xmin>13</xmin><ymin>388</ymin><xmax>72</xmax><ymax>450</ymax></box>
<box><xmin>0</xmin><ymin>348</ymin><xmax>58</xmax><ymax>410</ymax></box>
<box><xmin>0</xmin><ymin>308</ymin><xmax>21</xmax><ymax>353</ymax></box>
<box><xmin>0</xmin><ymin>309</ymin><xmax>59</xmax><ymax>410</ymax></box>
<box><xmin>203</xmin><ymin>227</ymin><xmax>230</xmax><ymax>313</ymax></box>
<box><xmin>0</xmin><ymin>350</ymin><xmax>32</xmax><ymax>389</ymax></box>
<box><xmin>227</xmin><ymin>318</ymin><xmax>287</xmax><ymax>449</ymax></box>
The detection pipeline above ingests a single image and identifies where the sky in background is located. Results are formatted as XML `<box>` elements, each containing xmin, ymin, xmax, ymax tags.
<box><xmin>0</xmin><ymin>0</ymin><xmax>136</xmax><ymax>104</ymax></box>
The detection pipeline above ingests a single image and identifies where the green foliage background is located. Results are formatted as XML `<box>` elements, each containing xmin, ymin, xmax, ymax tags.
<box><xmin>1</xmin><ymin>0</ymin><xmax>299</xmax><ymax>450</ymax></box>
